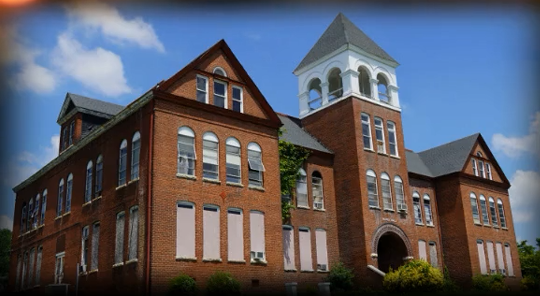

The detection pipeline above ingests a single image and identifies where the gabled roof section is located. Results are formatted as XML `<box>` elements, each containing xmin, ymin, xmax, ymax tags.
<box><xmin>57</xmin><ymin>93</ymin><xmax>125</xmax><ymax>124</ymax></box>
<box><xmin>405</xmin><ymin>150</ymin><xmax>433</xmax><ymax>178</ymax></box>
<box><xmin>158</xmin><ymin>39</ymin><xmax>282</xmax><ymax>126</ymax></box>
<box><xmin>294</xmin><ymin>12</ymin><xmax>398</xmax><ymax>73</ymax></box>
<box><xmin>277</xmin><ymin>113</ymin><xmax>333</xmax><ymax>154</ymax></box>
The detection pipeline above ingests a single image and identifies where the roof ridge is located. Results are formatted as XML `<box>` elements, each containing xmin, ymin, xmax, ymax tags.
<box><xmin>417</xmin><ymin>132</ymin><xmax>480</xmax><ymax>155</ymax></box>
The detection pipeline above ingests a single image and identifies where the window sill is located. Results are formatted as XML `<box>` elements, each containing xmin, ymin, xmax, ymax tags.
<box><xmin>226</xmin><ymin>182</ymin><xmax>244</xmax><ymax>188</ymax></box>
<box><xmin>82</xmin><ymin>201</ymin><xmax>92</xmax><ymax>208</ymax></box>
<box><xmin>37</xmin><ymin>224</ymin><xmax>45</xmax><ymax>229</ymax></box>
<box><xmin>79</xmin><ymin>271</ymin><xmax>88</xmax><ymax>276</ymax></box>
<box><xmin>313</xmin><ymin>208</ymin><xmax>326</xmax><ymax>212</ymax></box>
<box><xmin>62</xmin><ymin>211</ymin><xmax>71</xmax><ymax>217</ymax></box>
<box><xmin>317</xmin><ymin>270</ymin><xmax>330</xmax><ymax>273</ymax></box>
<box><xmin>203</xmin><ymin>178</ymin><xmax>221</xmax><ymax>185</ymax></box>
<box><xmin>397</xmin><ymin>210</ymin><xmax>408</xmax><ymax>214</ymax></box>
<box><xmin>115</xmin><ymin>184</ymin><xmax>127</xmax><ymax>190</ymax></box>
<box><xmin>383</xmin><ymin>208</ymin><xmax>395</xmax><ymax>212</ymax></box>
<box><xmin>377</xmin><ymin>151</ymin><xmax>388</xmax><ymax>156</ymax></box>
<box><xmin>88</xmin><ymin>269</ymin><xmax>98</xmax><ymax>274</ymax></box>
<box><xmin>228</xmin><ymin>260</ymin><xmax>246</xmax><ymax>264</ymax></box>
<box><xmin>369</xmin><ymin>206</ymin><xmax>381</xmax><ymax>210</ymax></box>
<box><xmin>248</xmin><ymin>185</ymin><xmax>265</xmax><ymax>192</ymax></box>
<box><xmin>176</xmin><ymin>173</ymin><xmax>197</xmax><ymax>181</ymax></box>
<box><xmin>371</xmin><ymin>253</ymin><xmax>378</xmax><ymax>258</ymax></box>
<box><xmin>112</xmin><ymin>262</ymin><xmax>124</xmax><ymax>268</ymax></box>
<box><xmin>483</xmin><ymin>224</ymin><xmax>491</xmax><ymax>227</ymax></box>
<box><xmin>176</xmin><ymin>256</ymin><xmax>197</xmax><ymax>262</ymax></box>
<box><xmin>502</xmin><ymin>227</ymin><xmax>508</xmax><ymax>230</ymax></box>
<box><xmin>55</xmin><ymin>216</ymin><xmax>62</xmax><ymax>221</ymax></box>
<box><xmin>126</xmin><ymin>258</ymin><xmax>138</xmax><ymax>265</ymax></box>
<box><xmin>129</xmin><ymin>178</ymin><xmax>140</xmax><ymax>184</ymax></box>
<box><xmin>415</xmin><ymin>223</ymin><xmax>424</xmax><ymax>226</ymax></box>
<box><xmin>389</xmin><ymin>155</ymin><xmax>400</xmax><ymax>159</ymax></box>
<box><xmin>364</xmin><ymin>148</ymin><xmax>375</xmax><ymax>153</ymax></box>
<box><xmin>297</xmin><ymin>205</ymin><xmax>310</xmax><ymax>210</ymax></box>
<box><xmin>203</xmin><ymin>258</ymin><xmax>222</xmax><ymax>262</ymax></box>
<box><xmin>284</xmin><ymin>269</ymin><xmax>297</xmax><ymax>272</ymax></box>
<box><xmin>300</xmin><ymin>270</ymin><xmax>315</xmax><ymax>273</ymax></box>
<box><xmin>426</xmin><ymin>224</ymin><xmax>435</xmax><ymax>228</ymax></box>
<box><xmin>250</xmin><ymin>259</ymin><xmax>267</xmax><ymax>265</ymax></box>
<box><xmin>93</xmin><ymin>196</ymin><xmax>102</xmax><ymax>201</ymax></box>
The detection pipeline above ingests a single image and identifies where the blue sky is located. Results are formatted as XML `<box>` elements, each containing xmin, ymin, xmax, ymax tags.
<box><xmin>1</xmin><ymin>3</ymin><xmax>539</xmax><ymax>246</ymax></box>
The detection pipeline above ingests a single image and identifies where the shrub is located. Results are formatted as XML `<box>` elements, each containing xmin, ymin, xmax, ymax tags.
<box><xmin>326</xmin><ymin>262</ymin><xmax>355</xmax><ymax>291</ymax></box>
<box><xmin>206</xmin><ymin>271</ymin><xmax>241</xmax><ymax>296</ymax></box>
<box><xmin>169</xmin><ymin>273</ymin><xmax>197</xmax><ymax>296</ymax></box>
<box><xmin>472</xmin><ymin>273</ymin><xmax>508</xmax><ymax>292</ymax></box>
<box><xmin>521</xmin><ymin>275</ymin><xmax>540</xmax><ymax>291</ymax></box>
<box><xmin>382</xmin><ymin>259</ymin><xmax>444</xmax><ymax>293</ymax></box>
<box><xmin>441</xmin><ymin>266</ymin><xmax>460</xmax><ymax>293</ymax></box>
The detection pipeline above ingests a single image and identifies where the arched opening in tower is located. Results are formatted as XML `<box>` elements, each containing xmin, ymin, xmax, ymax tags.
<box><xmin>377</xmin><ymin>232</ymin><xmax>408</xmax><ymax>273</ymax></box>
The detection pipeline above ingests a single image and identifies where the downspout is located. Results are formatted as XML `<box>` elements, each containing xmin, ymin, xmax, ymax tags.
<box><xmin>145</xmin><ymin>97</ymin><xmax>155</xmax><ymax>295</ymax></box>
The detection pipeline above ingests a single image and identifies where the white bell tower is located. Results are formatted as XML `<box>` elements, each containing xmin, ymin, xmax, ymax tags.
<box><xmin>294</xmin><ymin>13</ymin><xmax>401</xmax><ymax>119</ymax></box>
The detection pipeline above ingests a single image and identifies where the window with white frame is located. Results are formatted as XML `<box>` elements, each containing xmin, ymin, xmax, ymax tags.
<box><xmin>315</xmin><ymin>229</ymin><xmax>329</xmax><ymax>271</ymax></box>
<box><xmin>232</xmin><ymin>86</ymin><xmax>243</xmax><ymax>112</ymax></box>
<box><xmin>296</xmin><ymin>168</ymin><xmax>308</xmax><ymax>208</ymax></box>
<box><xmin>57</xmin><ymin>179</ymin><xmax>64</xmax><ymax>217</ymax></box>
<box><xmin>115</xmin><ymin>211</ymin><xmax>125</xmax><ymax>264</ymax></box>
<box><xmin>128</xmin><ymin>206</ymin><xmax>139</xmax><ymax>261</ymax></box>
<box><xmin>250</xmin><ymin>211</ymin><xmax>265</xmax><ymax>262</ymax></box>
<box><xmin>28</xmin><ymin>247</ymin><xmax>35</xmax><ymax>288</ymax></box>
<box><xmin>478</xmin><ymin>160</ymin><xmax>485</xmax><ymax>178</ymax></box>
<box><xmin>429</xmin><ymin>242</ymin><xmax>438</xmax><ymax>268</ymax></box>
<box><xmin>27</xmin><ymin>198</ymin><xmax>33</xmax><ymax>231</ymax></box>
<box><xmin>497</xmin><ymin>199</ymin><xmax>507</xmax><ymax>228</ymax></box>
<box><xmin>202</xmin><ymin>132</ymin><xmax>219</xmax><ymax>180</ymax></box>
<box><xmin>413</xmin><ymin>192</ymin><xmax>422</xmax><ymax>224</ymax></box>
<box><xmin>131</xmin><ymin>131</ymin><xmax>141</xmax><ymax>180</ymax></box>
<box><xmin>95</xmin><ymin>155</ymin><xmax>103</xmax><ymax>196</ymax></box>
<box><xmin>418</xmin><ymin>240</ymin><xmax>427</xmax><ymax>261</ymax></box>
<box><xmin>299</xmin><ymin>227</ymin><xmax>312</xmax><ymax>271</ymax></box>
<box><xmin>81</xmin><ymin>226</ymin><xmax>89</xmax><ymax>272</ymax></box>
<box><xmin>423</xmin><ymin>194</ymin><xmax>433</xmax><ymax>226</ymax></box>
<box><xmin>504</xmin><ymin>243</ymin><xmax>514</xmax><ymax>276</ymax></box>
<box><xmin>486</xmin><ymin>163</ymin><xmax>492</xmax><ymax>180</ymax></box>
<box><xmin>91</xmin><ymin>222</ymin><xmax>100</xmax><ymax>271</ymax></box>
<box><xmin>40</xmin><ymin>190</ymin><xmax>47</xmax><ymax>226</ymax></box>
<box><xmin>470</xmin><ymin>193</ymin><xmax>480</xmax><ymax>224</ymax></box>
<box><xmin>213</xmin><ymin>67</ymin><xmax>227</xmax><ymax>77</ymax></box>
<box><xmin>118</xmin><ymin>139</ymin><xmax>128</xmax><ymax>186</ymax></box>
<box><xmin>477</xmin><ymin>240</ymin><xmax>487</xmax><ymax>274</ymax></box>
<box><xmin>85</xmin><ymin>161</ymin><xmax>93</xmax><ymax>203</ymax></box>
<box><xmin>203</xmin><ymin>205</ymin><xmax>220</xmax><ymax>260</ymax></box>
<box><xmin>54</xmin><ymin>252</ymin><xmax>65</xmax><ymax>284</ymax></box>
<box><xmin>381</xmin><ymin>173</ymin><xmax>393</xmax><ymax>210</ymax></box>
<box><xmin>282</xmin><ymin>225</ymin><xmax>295</xmax><ymax>270</ymax></box>
<box><xmin>35</xmin><ymin>246</ymin><xmax>42</xmax><ymax>285</ymax></box>
<box><xmin>196</xmin><ymin>75</ymin><xmax>208</xmax><ymax>103</ymax></box>
<box><xmin>394</xmin><ymin>176</ymin><xmax>406</xmax><ymax>211</ymax></box>
<box><xmin>387</xmin><ymin>121</ymin><xmax>398</xmax><ymax>156</ymax></box>
<box><xmin>33</xmin><ymin>194</ymin><xmax>39</xmax><ymax>230</ymax></box>
<box><xmin>367</xmin><ymin>170</ymin><xmax>379</xmax><ymax>207</ymax></box>
<box><xmin>486</xmin><ymin>241</ymin><xmax>496</xmax><ymax>274</ymax></box>
<box><xmin>312</xmin><ymin>171</ymin><xmax>324</xmax><ymax>210</ymax></box>
<box><xmin>374</xmin><ymin>117</ymin><xmax>386</xmax><ymax>153</ymax></box>
<box><xmin>214</xmin><ymin>80</ymin><xmax>227</xmax><ymax>108</ymax></box>
<box><xmin>479</xmin><ymin>195</ymin><xmax>489</xmax><ymax>225</ymax></box>
<box><xmin>176</xmin><ymin>202</ymin><xmax>196</xmax><ymax>259</ymax></box>
<box><xmin>225</xmin><ymin>137</ymin><xmax>241</xmax><ymax>183</ymax></box>
<box><xmin>496</xmin><ymin>242</ymin><xmax>505</xmax><ymax>275</ymax></box>
<box><xmin>361</xmin><ymin>113</ymin><xmax>372</xmax><ymax>150</ymax></box>
<box><xmin>472</xmin><ymin>159</ymin><xmax>478</xmax><ymax>176</ymax></box>
<box><xmin>178</xmin><ymin>127</ymin><xmax>196</xmax><ymax>176</ymax></box>
<box><xmin>248</xmin><ymin>142</ymin><xmax>265</xmax><ymax>187</ymax></box>
<box><xmin>228</xmin><ymin>208</ymin><xmax>244</xmax><ymax>262</ymax></box>
<box><xmin>65</xmin><ymin>173</ymin><xmax>73</xmax><ymax>213</ymax></box>
<box><xmin>489</xmin><ymin>197</ymin><xmax>498</xmax><ymax>227</ymax></box>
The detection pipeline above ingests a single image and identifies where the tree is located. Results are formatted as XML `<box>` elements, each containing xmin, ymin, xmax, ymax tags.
<box><xmin>0</xmin><ymin>229</ymin><xmax>11</xmax><ymax>276</ymax></box>
<box><xmin>518</xmin><ymin>239</ymin><xmax>540</xmax><ymax>290</ymax></box>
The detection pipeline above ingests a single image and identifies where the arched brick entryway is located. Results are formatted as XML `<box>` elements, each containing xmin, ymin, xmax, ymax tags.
<box><xmin>371</xmin><ymin>223</ymin><xmax>413</xmax><ymax>273</ymax></box>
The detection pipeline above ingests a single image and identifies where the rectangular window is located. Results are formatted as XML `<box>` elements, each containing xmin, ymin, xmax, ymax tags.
<box><xmin>227</xmin><ymin>209</ymin><xmax>244</xmax><ymax>262</ymax></box>
<box><xmin>496</xmin><ymin>242</ymin><xmax>505</xmax><ymax>275</ymax></box>
<box><xmin>214</xmin><ymin>80</ymin><xmax>227</xmax><ymax>108</ymax></box>
<box><xmin>203</xmin><ymin>205</ymin><xmax>220</xmax><ymax>260</ymax></box>
<box><xmin>35</xmin><ymin>246</ymin><xmax>42</xmax><ymax>286</ymax></box>
<box><xmin>203</xmin><ymin>139</ymin><xmax>219</xmax><ymax>180</ymax></box>
<box><xmin>21</xmin><ymin>252</ymin><xmax>27</xmax><ymax>289</ymax></box>
<box><xmin>69</xmin><ymin>121</ymin><xmax>74</xmax><ymax>146</ymax></box>
<box><xmin>57</xmin><ymin>182</ymin><xmax>64</xmax><ymax>217</ymax></box>
<box><xmin>95</xmin><ymin>158</ymin><xmax>103</xmax><ymax>195</ymax></box>
<box><xmin>250</xmin><ymin>211</ymin><xmax>265</xmax><ymax>262</ymax></box>
<box><xmin>394</xmin><ymin>180</ymin><xmax>405</xmax><ymax>209</ymax></box>
<box><xmin>478</xmin><ymin>160</ymin><xmax>485</xmax><ymax>178</ymax></box>
<box><xmin>374</xmin><ymin>117</ymin><xmax>386</xmax><ymax>153</ymax></box>
<box><xmin>54</xmin><ymin>252</ymin><xmax>65</xmax><ymax>284</ymax></box>
<box><xmin>480</xmin><ymin>198</ymin><xmax>489</xmax><ymax>225</ymax></box>
<box><xmin>131</xmin><ymin>138</ymin><xmax>140</xmax><ymax>180</ymax></box>
<box><xmin>119</xmin><ymin>144</ymin><xmax>127</xmax><ymax>186</ymax></box>
<box><xmin>62</xmin><ymin>128</ymin><xmax>68</xmax><ymax>151</ymax></box>
<box><xmin>413</xmin><ymin>195</ymin><xmax>422</xmax><ymax>224</ymax></box>
<box><xmin>177</xmin><ymin>203</ymin><xmax>195</xmax><ymax>258</ymax></box>
<box><xmin>81</xmin><ymin>226</ymin><xmax>89</xmax><ymax>271</ymax></box>
<box><xmin>299</xmin><ymin>228</ymin><xmax>313</xmax><ymax>271</ymax></box>
<box><xmin>477</xmin><ymin>240</ymin><xmax>487</xmax><ymax>274</ymax></box>
<box><xmin>91</xmin><ymin>223</ymin><xmax>100</xmax><ymax>271</ymax></box>
<box><xmin>367</xmin><ymin>175</ymin><xmax>378</xmax><ymax>207</ymax></box>
<box><xmin>40</xmin><ymin>193</ymin><xmax>46</xmax><ymax>225</ymax></box>
<box><xmin>128</xmin><ymin>207</ymin><xmax>139</xmax><ymax>261</ymax></box>
<box><xmin>16</xmin><ymin>255</ymin><xmax>22</xmax><ymax>291</ymax></box>
<box><xmin>66</xmin><ymin>177</ymin><xmax>72</xmax><ymax>213</ymax></box>
<box><xmin>489</xmin><ymin>199</ymin><xmax>498</xmax><ymax>227</ymax></box>
<box><xmin>418</xmin><ymin>240</ymin><xmax>427</xmax><ymax>261</ymax></box>
<box><xmin>232</xmin><ymin>86</ymin><xmax>243</xmax><ymax>112</ymax></box>
<box><xmin>28</xmin><ymin>248</ymin><xmax>35</xmax><ymax>288</ymax></box>
<box><xmin>226</xmin><ymin>145</ymin><xmax>241</xmax><ymax>184</ymax></box>
<box><xmin>424</xmin><ymin>198</ymin><xmax>433</xmax><ymax>226</ymax></box>
<box><xmin>248</xmin><ymin>150</ymin><xmax>265</xmax><ymax>187</ymax></box>
<box><xmin>486</xmin><ymin>163</ymin><xmax>492</xmax><ymax>180</ymax></box>
<box><xmin>315</xmin><ymin>229</ymin><xmax>329</xmax><ymax>271</ymax></box>
<box><xmin>387</xmin><ymin>121</ymin><xmax>398</xmax><ymax>156</ymax></box>
<box><xmin>282</xmin><ymin>226</ymin><xmax>295</xmax><ymax>270</ymax></box>
<box><xmin>115</xmin><ymin>212</ymin><xmax>125</xmax><ymax>264</ymax></box>
<box><xmin>296</xmin><ymin>173</ymin><xmax>308</xmax><ymax>207</ymax></box>
<box><xmin>429</xmin><ymin>242</ymin><xmax>438</xmax><ymax>268</ymax></box>
<box><xmin>487</xmin><ymin>241</ymin><xmax>496</xmax><ymax>274</ymax></box>
<box><xmin>361</xmin><ymin>114</ymin><xmax>372</xmax><ymax>150</ymax></box>
<box><xmin>381</xmin><ymin>178</ymin><xmax>392</xmax><ymax>210</ymax></box>
<box><xmin>498</xmin><ymin>201</ymin><xmax>507</xmax><ymax>228</ymax></box>
<box><xmin>177</xmin><ymin>135</ymin><xmax>196</xmax><ymax>176</ymax></box>
<box><xmin>85</xmin><ymin>165</ymin><xmax>92</xmax><ymax>203</ymax></box>
<box><xmin>312</xmin><ymin>175</ymin><xmax>324</xmax><ymax>209</ymax></box>
<box><xmin>504</xmin><ymin>243</ymin><xmax>514</xmax><ymax>276</ymax></box>
<box><xmin>196</xmin><ymin>75</ymin><xmax>208</xmax><ymax>103</ymax></box>
<box><xmin>472</xmin><ymin>159</ymin><xmax>478</xmax><ymax>176</ymax></box>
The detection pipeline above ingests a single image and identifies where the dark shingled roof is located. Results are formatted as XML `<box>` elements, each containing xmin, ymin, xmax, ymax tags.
<box><xmin>57</xmin><ymin>93</ymin><xmax>124</xmax><ymax>123</ymax></box>
<box><xmin>294</xmin><ymin>13</ymin><xmax>398</xmax><ymax>73</ymax></box>
<box><xmin>405</xmin><ymin>150</ymin><xmax>433</xmax><ymax>178</ymax></box>
<box><xmin>278</xmin><ymin>114</ymin><xmax>333</xmax><ymax>154</ymax></box>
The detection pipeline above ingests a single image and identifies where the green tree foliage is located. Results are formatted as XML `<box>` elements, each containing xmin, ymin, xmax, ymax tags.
<box><xmin>169</xmin><ymin>273</ymin><xmax>197</xmax><ymax>296</ymax></box>
<box><xmin>326</xmin><ymin>262</ymin><xmax>355</xmax><ymax>292</ymax></box>
<box><xmin>0</xmin><ymin>229</ymin><xmax>11</xmax><ymax>276</ymax></box>
<box><xmin>206</xmin><ymin>271</ymin><xmax>241</xmax><ymax>296</ymax></box>
<box><xmin>518</xmin><ymin>239</ymin><xmax>540</xmax><ymax>291</ymax></box>
<box><xmin>383</xmin><ymin>259</ymin><xmax>443</xmax><ymax>293</ymax></box>
<box><xmin>472</xmin><ymin>273</ymin><xmax>508</xmax><ymax>292</ymax></box>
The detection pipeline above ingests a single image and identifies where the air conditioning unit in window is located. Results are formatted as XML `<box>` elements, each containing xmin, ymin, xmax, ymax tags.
<box><xmin>317</xmin><ymin>264</ymin><xmax>327</xmax><ymax>271</ymax></box>
<box><xmin>251</xmin><ymin>251</ymin><xmax>264</xmax><ymax>261</ymax></box>
<box><xmin>314</xmin><ymin>202</ymin><xmax>323</xmax><ymax>209</ymax></box>
<box><xmin>397</xmin><ymin>204</ymin><xmax>408</xmax><ymax>212</ymax></box>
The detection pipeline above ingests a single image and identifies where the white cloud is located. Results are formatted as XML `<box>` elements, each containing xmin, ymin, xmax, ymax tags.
<box><xmin>492</xmin><ymin>112</ymin><xmax>540</xmax><ymax>158</ymax></box>
<box><xmin>52</xmin><ymin>33</ymin><xmax>131</xmax><ymax>97</ymax></box>
<box><xmin>509</xmin><ymin>170</ymin><xmax>540</xmax><ymax>223</ymax></box>
<box><xmin>0</xmin><ymin>215</ymin><xmax>13</xmax><ymax>231</ymax></box>
<box><xmin>66</xmin><ymin>1</ymin><xmax>165</xmax><ymax>53</ymax></box>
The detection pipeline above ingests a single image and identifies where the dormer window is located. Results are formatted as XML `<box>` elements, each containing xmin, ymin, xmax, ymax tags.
<box><xmin>232</xmin><ymin>86</ymin><xmax>243</xmax><ymax>113</ymax></box>
<box><xmin>62</xmin><ymin>128</ymin><xmax>68</xmax><ymax>150</ymax></box>
<box><xmin>214</xmin><ymin>80</ymin><xmax>227</xmax><ymax>108</ymax></box>
<box><xmin>213</xmin><ymin>67</ymin><xmax>227</xmax><ymax>77</ymax></box>
<box><xmin>68</xmin><ymin>121</ymin><xmax>75</xmax><ymax>146</ymax></box>
<box><xmin>196</xmin><ymin>75</ymin><xmax>208</xmax><ymax>103</ymax></box>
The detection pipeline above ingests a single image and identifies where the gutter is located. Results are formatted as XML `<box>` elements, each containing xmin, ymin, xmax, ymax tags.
<box><xmin>145</xmin><ymin>98</ymin><xmax>155</xmax><ymax>295</ymax></box>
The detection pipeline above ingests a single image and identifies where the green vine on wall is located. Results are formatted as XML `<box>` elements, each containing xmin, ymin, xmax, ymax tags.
<box><xmin>279</xmin><ymin>128</ymin><xmax>310</xmax><ymax>223</ymax></box>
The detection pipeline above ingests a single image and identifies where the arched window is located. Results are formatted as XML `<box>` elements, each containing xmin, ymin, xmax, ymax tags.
<box><xmin>497</xmin><ymin>199</ymin><xmax>507</xmax><ymax>228</ymax></box>
<box><xmin>202</xmin><ymin>132</ymin><xmax>219</xmax><ymax>180</ymax></box>
<box><xmin>57</xmin><ymin>179</ymin><xmax>64</xmax><ymax>217</ymax></box>
<box><xmin>361</xmin><ymin>113</ymin><xmax>373</xmax><ymax>150</ymax></box>
<box><xmin>366</xmin><ymin>170</ymin><xmax>378</xmax><ymax>207</ymax></box>
<box><xmin>374</xmin><ymin>117</ymin><xmax>385</xmax><ymax>153</ymax></box>
<box><xmin>131</xmin><ymin>131</ymin><xmax>141</xmax><ymax>180</ymax></box>
<box><xmin>65</xmin><ymin>173</ymin><xmax>73</xmax><ymax>213</ymax></box>
<box><xmin>178</xmin><ymin>127</ymin><xmax>196</xmax><ymax>176</ymax></box>
<box><xmin>247</xmin><ymin>142</ymin><xmax>265</xmax><ymax>187</ymax></box>
<box><xmin>95</xmin><ymin>155</ymin><xmax>103</xmax><ymax>196</ymax></box>
<box><xmin>470</xmin><ymin>193</ymin><xmax>480</xmax><ymax>224</ymax></box>
<box><xmin>296</xmin><ymin>168</ymin><xmax>308</xmax><ymax>207</ymax></box>
<box><xmin>118</xmin><ymin>139</ymin><xmax>128</xmax><ymax>186</ymax></box>
<box><xmin>27</xmin><ymin>198</ymin><xmax>33</xmax><ymax>231</ymax></box>
<box><xmin>85</xmin><ymin>161</ymin><xmax>93</xmax><ymax>203</ymax></box>
<box><xmin>21</xmin><ymin>202</ymin><xmax>27</xmax><ymax>234</ymax></box>
<box><xmin>377</xmin><ymin>73</ymin><xmax>390</xmax><ymax>103</ymax></box>
<box><xmin>40</xmin><ymin>190</ymin><xmax>47</xmax><ymax>226</ymax></box>
<box><xmin>413</xmin><ymin>192</ymin><xmax>422</xmax><ymax>224</ymax></box>
<box><xmin>33</xmin><ymin>194</ymin><xmax>40</xmax><ymax>229</ymax></box>
<box><xmin>381</xmin><ymin>173</ymin><xmax>392</xmax><ymax>210</ymax></box>
<box><xmin>479</xmin><ymin>195</ymin><xmax>489</xmax><ymax>225</ymax></box>
<box><xmin>394</xmin><ymin>176</ymin><xmax>405</xmax><ymax>210</ymax></box>
<box><xmin>225</xmin><ymin>137</ymin><xmax>241</xmax><ymax>183</ymax></box>
<box><xmin>423</xmin><ymin>194</ymin><xmax>433</xmax><ymax>226</ymax></box>
<box><xmin>213</xmin><ymin>67</ymin><xmax>227</xmax><ymax>77</ymax></box>
<box><xmin>358</xmin><ymin>66</ymin><xmax>371</xmax><ymax>98</ymax></box>
<box><xmin>308</xmin><ymin>78</ymin><xmax>322</xmax><ymax>110</ymax></box>
<box><xmin>327</xmin><ymin>68</ymin><xmax>343</xmax><ymax>101</ymax></box>
<box><xmin>312</xmin><ymin>171</ymin><xmax>324</xmax><ymax>210</ymax></box>
<box><xmin>489</xmin><ymin>197</ymin><xmax>498</xmax><ymax>226</ymax></box>
<box><xmin>476</xmin><ymin>152</ymin><xmax>483</xmax><ymax>157</ymax></box>
<box><xmin>387</xmin><ymin>121</ymin><xmax>398</xmax><ymax>156</ymax></box>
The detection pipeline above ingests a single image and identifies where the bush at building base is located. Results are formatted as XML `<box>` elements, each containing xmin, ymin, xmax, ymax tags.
<box><xmin>206</xmin><ymin>271</ymin><xmax>241</xmax><ymax>296</ymax></box>
<box><xmin>326</xmin><ymin>262</ymin><xmax>355</xmax><ymax>292</ymax></box>
<box><xmin>382</xmin><ymin>259</ymin><xmax>443</xmax><ymax>294</ymax></box>
<box><xmin>472</xmin><ymin>273</ymin><xmax>508</xmax><ymax>292</ymax></box>
<box><xmin>169</xmin><ymin>273</ymin><xmax>197</xmax><ymax>296</ymax></box>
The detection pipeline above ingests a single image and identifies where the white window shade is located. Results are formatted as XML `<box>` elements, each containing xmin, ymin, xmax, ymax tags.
<box><xmin>250</xmin><ymin>211</ymin><xmax>265</xmax><ymax>260</ymax></box>
<box><xmin>299</xmin><ymin>228</ymin><xmax>313</xmax><ymax>271</ymax></box>
<box><xmin>315</xmin><ymin>229</ymin><xmax>328</xmax><ymax>271</ymax></box>
<box><xmin>418</xmin><ymin>240</ymin><xmax>427</xmax><ymax>260</ymax></box>
<box><xmin>477</xmin><ymin>241</ymin><xmax>487</xmax><ymax>274</ymax></box>
<box><xmin>505</xmin><ymin>244</ymin><xmax>514</xmax><ymax>276</ymax></box>
<box><xmin>282</xmin><ymin>227</ymin><xmax>295</xmax><ymax>270</ymax></box>
<box><xmin>177</xmin><ymin>203</ymin><xmax>195</xmax><ymax>258</ymax></box>
<box><xmin>227</xmin><ymin>209</ymin><xmax>243</xmax><ymax>262</ymax></box>
<box><xmin>203</xmin><ymin>206</ymin><xmax>220</xmax><ymax>260</ymax></box>
<box><xmin>496</xmin><ymin>243</ymin><xmax>505</xmax><ymax>274</ymax></box>
<box><xmin>487</xmin><ymin>241</ymin><xmax>496</xmax><ymax>274</ymax></box>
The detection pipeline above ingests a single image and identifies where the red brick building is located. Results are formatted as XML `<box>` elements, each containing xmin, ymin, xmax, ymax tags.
<box><xmin>8</xmin><ymin>13</ymin><xmax>521</xmax><ymax>295</ymax></box>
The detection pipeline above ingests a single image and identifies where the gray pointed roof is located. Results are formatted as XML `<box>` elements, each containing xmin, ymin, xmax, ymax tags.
<box><xmin>294</xmin><ymin>13</ymin><xmax>398</xmax><ymax>73</ymax></box>
<box><xmin>57</xmin><ymin>93</ymin><xmax>125</xmax><ymax>123</ymax></box>
<box><xmin>278</xmin><ymin>113</ymin><xmax>333</xmax><ymax>154</ymax></box>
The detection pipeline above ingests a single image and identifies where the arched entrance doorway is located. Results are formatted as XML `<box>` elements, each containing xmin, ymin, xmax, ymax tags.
<box><xmin>371</xmin><ymin>223</ymin><xmax>413</xmax><ymax>273</ymax></box>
